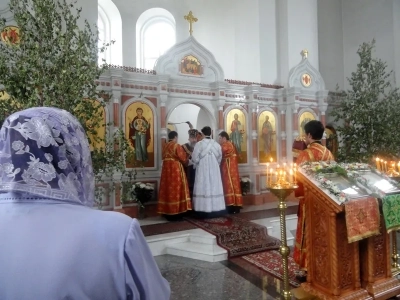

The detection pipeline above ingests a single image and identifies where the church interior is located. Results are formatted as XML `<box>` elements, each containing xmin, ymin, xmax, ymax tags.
<box><xmin>1</xmin><ymin>0</ymin><xmax>400</xmax><ymax>299</ymax></box>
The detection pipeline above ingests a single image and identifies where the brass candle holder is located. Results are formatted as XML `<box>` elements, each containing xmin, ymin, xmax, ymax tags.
<box><xmin>268</xmin><ymin>169</ymin><xmax>298</xmax><ymax>300</ymax></box>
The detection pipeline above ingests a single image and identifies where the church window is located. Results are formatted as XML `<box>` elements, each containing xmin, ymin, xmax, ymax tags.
<box><xmin>97</xmin><ymin>6</ymin><xmax>110</xmax><ymax>65</ymax></box>
<box><xmin>137</xmin><ymin>9</ymin><xmax>176</xmax><ymax>69</ymax></box>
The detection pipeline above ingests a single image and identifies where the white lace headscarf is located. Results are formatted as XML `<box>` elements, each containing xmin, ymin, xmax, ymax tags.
<box><xmin>0</xmin><ymin>107</ymin><xmax>95</xmax><ymax>207</ymax></box>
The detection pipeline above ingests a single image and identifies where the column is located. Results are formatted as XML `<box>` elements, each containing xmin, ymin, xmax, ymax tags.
<box><xmin>113</xmin><ymin>97</ymin><xmax>120</xmax><ymax>127</ymax></box>
<box><xmin>321</xmin><ymin>110</ymin><xmax>327</xmax><ymax>146</ymax></box>
<box><xmin>277</xmin><ymin>0</ymin><xmax>319</xmax><ymax>84</ymax></box>
<box><xmin>216</xmin><ymin>99</ymin><xmax>226</xmax><ymax>133</ymax></box>
<box><xmin>280</xmin><ymin>109</ymin><xmax>287</xmax><ymax>158</ymax></box>
<box><xmin>250</xmin><ymin>103</ymin><xmax>258</xmax><ymax>165</ymax></box>
<box><xmin>160</xmin><ymin>94</ymin><xmax>168</xmax><ymax>145</ymax></box>
<box><xmin>317</xmin><ymin>91</ymin><xmax>329</xmax><ymax>146</ymax></box>
<box><xmin>292</xmin><ymin>106</ymin><xmax>299</xmax><ymax>139</ymax></box>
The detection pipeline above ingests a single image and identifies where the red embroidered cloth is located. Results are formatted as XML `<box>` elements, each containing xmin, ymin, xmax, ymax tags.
<box><xmin>344</xmin><ymin>196</ymin><xmax>380</xmax><ymax>243</ymax></box>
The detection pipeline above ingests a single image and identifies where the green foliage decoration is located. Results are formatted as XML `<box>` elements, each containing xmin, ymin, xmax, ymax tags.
<box><xmin>331</xmin><ymin>40</ymin><xmax>400</xmax><ymax>163</ymax></box>
<box><xmin>0</xmin><ymin>0</ymin><xmax>139</xmax><ymax>207</ymax></box>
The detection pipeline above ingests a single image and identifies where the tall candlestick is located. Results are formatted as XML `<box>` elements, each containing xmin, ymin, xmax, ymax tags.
<box><xmin>385</xmin><ymin>161</ymin><xmax>388</xmax><ymax>173</ymax></box>
<box><xmin>376</xmin><ymin>157</ymin><xmax>380</xmax><ymax>170</ymax></box>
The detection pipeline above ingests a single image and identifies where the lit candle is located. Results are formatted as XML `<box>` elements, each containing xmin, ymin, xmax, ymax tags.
<box><xmin>270</xmin><ymin>168</ymin><xmax>274</xmax><ymax>186</ymax></box>
<box><xmin>294</xmin><ymin>167</ymin><xmax>297</xmax><ymax>184</ymax></box>
<box><xmin>266</xmin><ymin>162</ymin><xmax>270</xmax><ymax>187</ymax></box>
<box><xmin>397</xmin><ymin>162</ymin><xmax>400</xmax><ymax>173</ymax></box>
<box><xmin>270</xmin><ymin>157</ymin><xmax>273</xmax><ymax>163</ymax></box>
<box><xmin>275</xmin><ymin>171</ymin><xmax>278</xmax><ymax>184</ymax></box>
<box><xmin>290</xmin><ymin>169</ymin><xmax>293</xmax><ymax>183</ymax></box>
<box><xmin>384</xmin><ymin>161</ymin><xmax>388</xmax><ymax>173</ymax></box>
<box><xmin>375</xmin><ymin>157</ymin><xmax>380</xmax><ymax>170</ymax></box>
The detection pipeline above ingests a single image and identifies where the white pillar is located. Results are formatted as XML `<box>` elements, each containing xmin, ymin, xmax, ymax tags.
<box><xmin>277</xmin><ymin>0</ymin><xmax>319</xmax><ymax>84</ymax></box>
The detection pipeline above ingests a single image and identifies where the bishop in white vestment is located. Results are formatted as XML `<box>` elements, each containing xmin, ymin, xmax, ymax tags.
<box><xmin>191</xmin><ymin>127</ymin><xmax>226</xmax><ymax>217</ymax></box>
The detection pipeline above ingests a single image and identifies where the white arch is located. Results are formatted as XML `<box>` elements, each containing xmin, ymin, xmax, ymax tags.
<box><xmin>98</xmin><ymin>0</ymin><xmax>122</xmax><ymax>66</ymax></box>
<box><xmin>136</xmin><ymin>8</ymin><xmax>176</xmax><ymax>69</ymax></box>
<box><xmin>166</xmin><ymin>101</ymin><xmax>217</xmax><ymax>130</ymax></box>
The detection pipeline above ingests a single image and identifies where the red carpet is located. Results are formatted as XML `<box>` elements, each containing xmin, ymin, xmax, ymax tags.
<box><xmin>185</xmin><ymin>215</ymin><xmax>280</xmax><ymax>257</ymax></box>
<box><xmin>241</xmin><ymin>250</ymin><xmax>301</xmax><ymax>287</ymax></box>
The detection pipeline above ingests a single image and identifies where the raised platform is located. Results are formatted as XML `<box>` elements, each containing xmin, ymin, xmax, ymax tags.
<box><xmin>140</xmin><ymin>202</ymin><xmax>299</xmax><ymax>263</ymax></box>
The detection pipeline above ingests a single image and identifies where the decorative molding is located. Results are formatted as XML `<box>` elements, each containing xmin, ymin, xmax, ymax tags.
<box><xmin>225</xmin><ymin>79</ymin><xmax>283</xmax><ymax>89</ymax></box>
<box><xmin>288</xmin><ymin>57</ymin><xmax>326</xmax><ymax>91</ymax></box>
<box><xmin>155</xmin><ymin>36</ymin><xmax>225</xmax><ymax>82</ymax></box>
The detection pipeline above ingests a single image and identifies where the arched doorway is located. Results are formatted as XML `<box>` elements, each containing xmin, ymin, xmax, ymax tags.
<box><xmin>167</xmin><ymin>103</ymin><xmax>214</xmax><ymax>144</ymax></box>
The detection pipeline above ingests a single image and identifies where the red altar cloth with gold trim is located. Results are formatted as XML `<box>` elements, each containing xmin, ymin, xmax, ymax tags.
<box><xmin>344</xmin><ymin>196</ymin><xmax>380</xmax><ymax>243</ymax></box>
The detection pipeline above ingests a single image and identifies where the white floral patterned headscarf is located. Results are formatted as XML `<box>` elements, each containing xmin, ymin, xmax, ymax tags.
<box><xmin>0</xmin><ymin>107</ymin><xmax>95</xmax><ymax>207</ymax></box>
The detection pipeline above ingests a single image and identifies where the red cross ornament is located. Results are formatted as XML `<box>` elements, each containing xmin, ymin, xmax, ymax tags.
<box><xmin>301</xmin><ymin>74</ymin><xmax>312</xmax><ymax>87</ymax></box>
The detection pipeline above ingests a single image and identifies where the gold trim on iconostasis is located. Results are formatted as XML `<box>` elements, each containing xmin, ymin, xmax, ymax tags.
<box><xmin>125</xmin><ymin>101</ymin><xmax>155</xmax><ymax>168</ymax></box>
<box><xmin>299</xmin><ymin>111</ymin><xmax>316</xmax><ymax>137</ymax></box>
<box><xmin>258</xmin><ymin>110</ymin><xmax>277</xmax><ymax>163</ymax></box>
<box><xmin>226</xmin><ymin>108</ymin><xmax>247</xmax><ymax>164</ymax></box>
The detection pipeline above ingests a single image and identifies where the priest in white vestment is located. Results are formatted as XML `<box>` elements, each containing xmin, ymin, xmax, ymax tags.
<box><xmin>191</xmin><ymin>126</ymin><xmax>226</xmax><ymax>218</ymax></box>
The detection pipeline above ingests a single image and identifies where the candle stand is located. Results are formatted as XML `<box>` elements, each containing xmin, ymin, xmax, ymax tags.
<box><xmin>268</xmin><ymin>170</ymin><xmax>298</xmax><ymax>300</ymax></box>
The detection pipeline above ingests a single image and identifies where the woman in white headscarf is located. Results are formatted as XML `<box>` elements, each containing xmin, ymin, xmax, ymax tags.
<box><xmin>0</xmin><ymin>107</ymin><xmax>170</xmax><ymax>300</ymax></box>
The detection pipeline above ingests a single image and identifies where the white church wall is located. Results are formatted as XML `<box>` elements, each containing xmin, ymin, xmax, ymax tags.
<box><xmin>233</xmin><ymin>0</ymin><xmax>261</xmax><ymax>82</ymax></box>
<box><xmin>277</xmin><ymin>0</ymin><xmax>319</xmax><ymax>85</ymax></box>
<box><xmin>342</xmin><ymin>0</ymin><xmax>395</xmax><ymax>89</ymax></box>
<box><xmin>393</xmin><ymin>1</ymin><xmax>400</xmax><ymax>88</ymax></box>
<box><xmin>259</xmin><ymin>0</ymin><xmax>278</xmax><ymax>85</ymax></box>
<box><xmin>196</xmin><ymin>108</ymin><xmax>211</xmax><ymax>133</ymax></box>
<box><xmin>317</xmin><ymin>0</ymin><xmax>344</xmax><ymax>91</ymax></box>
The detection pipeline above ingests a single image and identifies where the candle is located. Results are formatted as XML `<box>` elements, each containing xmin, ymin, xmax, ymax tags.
<box><xmin>275</xmin><ymin>171</ymin><xmax>278</xmax><ymax>184</ymax></box>
<box><xmin>384</xmin><ymin>161</ymin><xmax>387</xmax><ymax>173</ymax></box>
<box><xmin>290</xmin><ymin>169</ymin><xmax>293</xmax><ymax>183</ymax></box>
<box><xmin>294</xmin><ymin>167</ymin><xmax>297</xmax><ymax>184</ymax></box>
<box><xmin>270</xmin><ymin>168</ymin><xmax>274</xmax><ymax>186</ymax></box>
<box><xmin>270</xmin><ymin>157</ymin><xmax>273</xmax><ymax>163</ymax></box>
<box><xmin>398</xmin><ymin>162</ymin><xmax>400</xmax><ymax>173</ymax></box>
<box><xmin>266</xmin><ymin>163</ymin><xmax>270</xmax><ymax>187</ymax></box>
<box><xmin>375</xmin><ymin>157</ymin><xmax>380</xmax><ymax>170</ymax></box>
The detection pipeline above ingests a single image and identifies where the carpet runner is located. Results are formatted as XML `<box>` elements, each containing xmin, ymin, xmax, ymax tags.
<box><xmin>185</xmin><ymin>215</ymin><xmax>281</xmax><ymax>258</ymax></box>
<box><xmin>241</xmin><ymin>250</ymin><xmax>301</xmax><ymax>287</ymax></box>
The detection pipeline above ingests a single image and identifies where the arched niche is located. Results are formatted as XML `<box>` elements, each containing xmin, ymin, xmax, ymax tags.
<box><xmin>257</xmin><ymin>108</ymin><xmax>279</xmax><ymax>163</ymax></box>
<box><xmin>121</xmin><ymin>97</ymin><xmax>158</xmax><ymax>170</ymax></box>
<box><xmin>166</xmin><ymin>101</ymin><xmax>216</xmax><ymax>144</ymax></box>
<box><xmin>298</xmin><ymin>108</ymin><xmax>318</xmax><ymax>137</ymax></box>
<box><xmin>98</xmin><ymin>0</ymin><xmax>123</xmax><ymax>65</ymax></box>
<box><xmin>223</xmin><ymin>105</ymin><xmax>249</xmax><ymax>164</ymax></box>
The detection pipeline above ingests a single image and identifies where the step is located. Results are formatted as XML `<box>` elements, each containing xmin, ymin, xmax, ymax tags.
<box><xmin>166</xmin><ymin>241</ymin><xmax>227</xmax><ymax>262</ymax></box>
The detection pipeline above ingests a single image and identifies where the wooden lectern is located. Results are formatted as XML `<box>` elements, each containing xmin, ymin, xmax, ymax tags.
<box><xmin>359</xmin><ymin>216</ymin><xmax>400</xmax><ymax>299</ymax></box>
<box><xmin>298</xmin><ymin>171</ymin><xmax>400</xmax><ymax>299</ymax></box>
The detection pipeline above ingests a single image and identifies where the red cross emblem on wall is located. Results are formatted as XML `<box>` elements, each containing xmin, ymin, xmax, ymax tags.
<box><xmin>301</xmin><ymin>74</ymin><xmax>312</xmax><ymax>87</ymax></box>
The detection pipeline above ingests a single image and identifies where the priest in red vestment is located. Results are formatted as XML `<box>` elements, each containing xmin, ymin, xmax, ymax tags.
<box><xmin>218</xmin><ymin>131</ymin><xmax>243</xmax><ymax>214</ymax></box>
<box><xmin>293</xmin><ymin>120</ymin><xmax>334</xmax><ymax>278</ymax></box>
<box><xmin>157</xmin><ymin>131</ymin><xmax>192</xmax><ymax>221</ymax></box>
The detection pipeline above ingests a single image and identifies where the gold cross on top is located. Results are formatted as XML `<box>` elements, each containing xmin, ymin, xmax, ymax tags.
<box><xmin>184</xmin><ymin>11</ymin><xmax>198</xmax><ymax>36</ymax></box>
<box><xmin>301</xmin><ymin>49</ymin><xmax>309</xmax><ymax>59</ymax></box>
